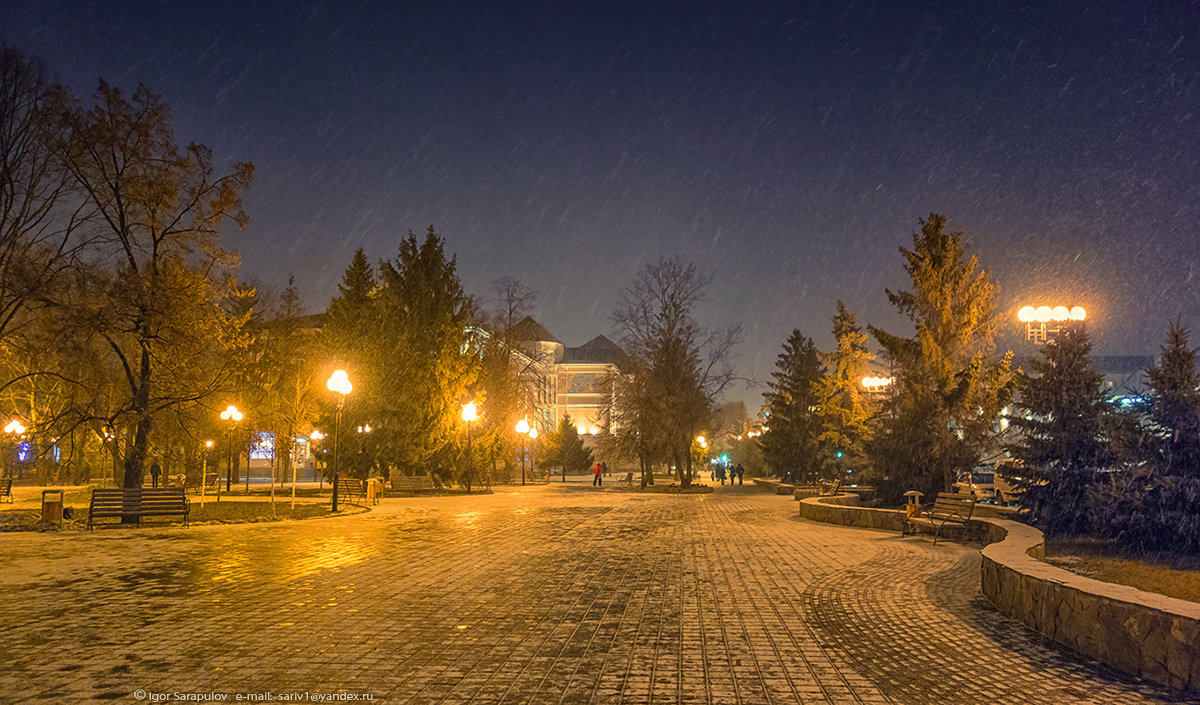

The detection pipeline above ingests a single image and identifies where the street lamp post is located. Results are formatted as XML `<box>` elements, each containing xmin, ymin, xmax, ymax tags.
<box><xmin>515</xmin><ymin>418</ymin><xmax>530</xmax><ymax>485</ymax></box>
<box><xmin>220</xmin><ymin>405</ymin><xmax>243</xmax><ymax>492</ymax></box>
<box><xmin>326</xmin><ymin>370</ymin><xmax>352</xmax><ymax>512</ymax></box>
<box><xmin>461</xmin><ymin>401</ymin><xmax>478</xmax><ymax>491</ymax></box>
<box><xmin>310</xmin><ymin>429</ymin><xmax>324</xmax><ymax>487</ymax></box>
<box><xmin>528</xmin><ymin>427</ymin><xmax>538</xmax><ymax>481</ymax></box>
<box><xmin>200</xmin><ymin>440</ymin><xmax>213</xmax><ymax>507</ymax></box>
<box><xmin>4</xmin><ymin>420</ymin><xmax>25</xmax><ymax>478</ymax></box>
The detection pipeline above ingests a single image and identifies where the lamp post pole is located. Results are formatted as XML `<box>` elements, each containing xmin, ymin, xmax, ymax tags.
<box><xmin>528</xmin><ymin>427</ymin><xmax>538</xmax><ymax>482</ymax></box>
<box><xmin>515</xmin><ymin>418</ymin><xmax>530</xmax><ymax>486</ymax></box>
<box><xmin>220</xmin><ymin>405</ymin><xmax>243</xmax><ymax>493</ymax></box>
<box><xmin>461</xmin><ymin>402</ymin><xmax>478</xmax><ymax>492</ymax></box>
<box><xmin>326</xmin><ymin>370</ymin><xmax>353</xmax><ymax>513</ymax></box>
<box><xmin>201</xmin><ymin>440</ymin><xmax>213</xmax><ymax>507</ymax></box>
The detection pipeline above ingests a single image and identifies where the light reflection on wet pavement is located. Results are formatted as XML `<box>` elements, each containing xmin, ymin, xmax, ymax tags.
<box><xmin>0</xmin><ymin>483</ymin><xmax>1194</xmax><ymax>704</ymax></box>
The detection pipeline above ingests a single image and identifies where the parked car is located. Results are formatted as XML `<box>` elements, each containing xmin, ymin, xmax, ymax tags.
<box><xmin>955</xmin><ymin>461</ymin><xmax>1023</xmax><ymax>504</ymax></box>
<box><xmin>991</xmin><ymin>460</ymin><xmax>1024</xmax><ymax>505</ymax></box>
<box><xmin>955</xmin><ymin>467</ymin><xmax>996</xmax><ymax>502</ymax></box>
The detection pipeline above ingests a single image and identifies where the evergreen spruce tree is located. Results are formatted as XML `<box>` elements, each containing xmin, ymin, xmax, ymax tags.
<box><xmin>759</xmin><ymin>330</ymin><xmax>824</xmax><ymax>484</ymax></box>
<box><xmin>1096</xmin><ymin>323</ymin><xmax>1200</xmax><ymax>554</ymax></box>
<box><xmin>1009</xmin><ymin>325</ymin><xmax>1110</xmax><ymax>535</ymax></box>
<box><xmin>867</xmin><ymin>214</ymin><xmax>1012</xmax><ymax>504</ymax></box>
<box><xmin>373</xmin><ymin>227</ymin><xmax>478</xmax><ymax>482</ymax></box>
<box><xmin>540</xmin><ymin>415</ymin><xmax>594</xmax><ymax>481</ymax></box>
<box><xmin>323</xmin><ymin>248</ymin><xmax>376</xmax><ymax>367</ymax></box>
<box><xmin>1146</xmin><ymin>321</ymin><xmax>1200</xmax><ymax>477</ymax></box>
<box><xmin>816</xmin><ymin>302</ymin><xmax>873</xmax><ymax>481</ymax></box>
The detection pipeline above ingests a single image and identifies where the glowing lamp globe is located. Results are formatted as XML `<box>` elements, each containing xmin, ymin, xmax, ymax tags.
<box><xmin>326</xmin><ymin>370</ymin><xmax>352</xmax><ymax>396</ymax></box>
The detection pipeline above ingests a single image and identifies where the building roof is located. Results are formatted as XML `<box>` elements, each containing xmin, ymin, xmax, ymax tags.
<box><xmin>561</xmin><ymin>335</ymin><xmax>630</xmax><ymax>370</ymax></box>
<box><xmin>510</xmin><ymin>316</ymin><xmax>562</xmax><ymax>344</ymax></box>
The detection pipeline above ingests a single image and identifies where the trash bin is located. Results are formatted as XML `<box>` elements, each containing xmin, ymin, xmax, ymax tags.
<box><xmin>366</xmin><ymin>478</ymin><xmax>380</xmax><ymax>505</ymax></box>
<box><xmin>41</xmin><ymin>489</ymin><xmax>64</xmax><ymax>530</ymax></box>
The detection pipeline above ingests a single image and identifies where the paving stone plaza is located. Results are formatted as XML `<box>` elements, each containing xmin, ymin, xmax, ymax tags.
<box><xmin>1</xmin><ymin>482</ymin><xmax>1196</xmax><ymax>704</ymax></box>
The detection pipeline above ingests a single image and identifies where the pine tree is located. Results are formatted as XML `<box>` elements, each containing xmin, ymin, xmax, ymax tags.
<box><xmin>760</xmin><ymin>330</ymin><xmax>824</xmax><ymax>484</ymax></box>
<box><xmin>1146</xmin><ymin>321</ymin><xmax>1200</xmax><ymax>477</ymax></box>
<box><xmin>373</xmin><ymin>227</ymin><xmax>478</xmax><ymax>481</ymax></box>
<box><xmin>1093</xmin><ymin>323</ymin><xmax>1200</xmax><ymax>554</ymax></box>
<box><xmin>867</xmin><ymin>214</ymin><xmax>1012</xmax><ymax>504</ymax></box>
<box><xmin>815</xmin><ymin>302</ymin><xmax>873</xmax><ymax>480</ymax></box>
<box><xmin>323</xmin><ymin>248</ymin><xmax>376</xmax><ymax>364</ymax></box>
<box><xmin>540</xmin><ymin>415</ymin><xmax>593</xmax><ymax>481</ymax></box>
<box><xmin>1009</xmin><ymin>325</ymin><xmax>1110</xmax><ymax>535</ymax></box>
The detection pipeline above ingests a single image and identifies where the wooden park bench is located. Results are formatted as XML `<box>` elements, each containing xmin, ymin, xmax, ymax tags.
<box><xmin>0</xmin><ymin>477</ymin><xmax>12</xmax><ymax>503</ymax></box>
<box><xmin>903</xmin><ymin>491</ymin><xmax>975</xmax><ymax>546</ymax></box>
<box><xmin>818</xmin><ymin>477</ymin><xmax>843</xmax><ymax>496</ymax></box>
<box><xmin>624</xmin><ymin>472</ymin><xmax>635</xmax><ymax>486</ymax></box>
<box><xmin>88</xmin><ymin>488</ymin><xmax>190</xmax><ymax>530</ymax></box>
<box><xmin>391</xmin><ymin>474</ymin><xmax>434</xmax><ymax>492</ymax></box>
<box><xmin>334</xmin><ymin>477</ymin><xmax>366</xmax><ymax>504</ymax></box>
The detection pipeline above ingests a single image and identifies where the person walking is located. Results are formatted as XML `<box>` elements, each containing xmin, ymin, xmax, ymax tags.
<box><xmin>736</xmin><ymin>463</ymin><xmax>744</xmax><ymax>485</ymax></box>
<box><xmin>149</xmin><ymin>462</ymin><xmax>161</xmax><ymax>488</ymax></box>
<box><xmin>593</xmin><ymin>462</ymin><xmax>603</xmax><ymax>487</ymax></box>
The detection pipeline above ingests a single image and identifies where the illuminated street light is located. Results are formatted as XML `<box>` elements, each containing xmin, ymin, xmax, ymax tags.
<box><xmin>4</xmin><ymin>420</ymin><xmax>25</xmax><ymax>435</ymax></box>
<box><xmin>327</xmin><ymin>370</ymin><xmax>352</xmax><ymax>512</ymax></box>
<box><xmin>462</xmin><ymin>401</ymin><xmax>480</xmax><ymax>490</ymax></box>
<box><xmin>861</xmin><ymin>376</ymin><xmax>894</xmax><ymax>390</ymax></box>
<box><xmin>220</xmin><ymin>405</ymin><xmax>244</xmax><ymax>493</ymax></box>
<box><xmin>1019</xmin><ymin>304</ymin><xmax>1086</xmax><ymax>343</ymax></box>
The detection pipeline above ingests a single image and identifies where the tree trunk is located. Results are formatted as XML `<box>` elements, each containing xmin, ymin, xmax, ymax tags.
<box><xmin>122</xmin><ymin>347</ymin><xmax>153</xmax><ymax>491</ymax></box>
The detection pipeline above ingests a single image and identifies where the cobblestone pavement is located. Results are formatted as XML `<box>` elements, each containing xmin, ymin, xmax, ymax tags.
<box><xmin>1</xmin><ymin>482</ymin><xmax>1196</xmax><ymax>704</ymax></box>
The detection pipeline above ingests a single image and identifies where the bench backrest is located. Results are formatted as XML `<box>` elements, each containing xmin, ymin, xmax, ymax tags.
<box><xmin>337</xmin><ymin>477</ymin><xmax>362</xmax><ymax>493</ymax></box>
<box><xmin>0</xmin><ymin>478</ymin><xmax>11</xmax><ymax>493</ymax></box>
<box><xmin>91</xmin><ymin>487</ymin><xmax>186</xmax><ymax>505</ymax></box>
<box><xmin>929</xmin><ymin>492</ymin><xmax>975</xmax><ymax>521</ymax></box>
<box><xmin>138</xmin><ymin>488</ymin><xmax>188</xmax><ymax>511</ymax></box>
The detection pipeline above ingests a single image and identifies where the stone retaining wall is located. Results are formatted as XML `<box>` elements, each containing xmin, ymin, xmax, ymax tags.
<box><xmin>979</xmin><ymin>519</ymin><xmax>1200</xmax><ymax>692</ymax></box>
<box><xmin>796</xmin><ymin>494</ymin><xmax>1200</xmax><ymax>693</ymax></box>
<box><xmin>795</xmin><ymin>491</ymin><xmax>905</xmax><ymax>532</ymax></box>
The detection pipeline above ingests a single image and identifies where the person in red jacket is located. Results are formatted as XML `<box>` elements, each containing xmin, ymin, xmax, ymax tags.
<box><xmin>593</xmin><ymin>462</ymin><xmax>603</xmax><ymax>487</ymax></box>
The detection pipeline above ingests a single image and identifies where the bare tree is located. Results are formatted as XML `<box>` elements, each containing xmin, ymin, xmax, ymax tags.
<box><xmin>611</xmin><ymin>258</ymin><xmax>740</xmax><ymax>488</ymax></box>
<box><xmin>490</xmin><ymin>276</ymin><xmax>538</xmax><ymax>336</ymax></box>
<box><xmin>0</xmin><ymin>45</ymin><xmax>85</xmax><ymax>344</ymax></box>
<box><xmin>59</xmin><ymin>81</ymin><xmax>253</xmax><ymax>488</ymax></box>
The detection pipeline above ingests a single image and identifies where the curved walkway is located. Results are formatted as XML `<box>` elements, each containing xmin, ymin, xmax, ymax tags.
<box><xmin>0</xmin><ymin>482</ymin><xmax>1193</xmax><ymax>704</ymax></box>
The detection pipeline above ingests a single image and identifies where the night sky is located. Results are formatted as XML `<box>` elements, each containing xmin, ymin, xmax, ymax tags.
<box><xmin>4</xmin><ymin>1</ymin><xmax>1199</xmax><ymax>410</ymax></box>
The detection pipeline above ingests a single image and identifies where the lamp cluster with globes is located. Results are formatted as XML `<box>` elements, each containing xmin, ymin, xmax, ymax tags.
<box><xmin>1017</xmin><ymin>305</ymin><xmax>1086</xmax><ymax>344</ymax></box>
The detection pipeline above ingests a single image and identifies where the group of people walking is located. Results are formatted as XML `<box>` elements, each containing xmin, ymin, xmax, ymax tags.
<box><xmin>714</xmin><ymin>463</ymin><xmax>744</xmax><ymax>485</ymax></box>
<box><xmin>591</xmin><ymin>461</ymin><xmax>746</xmax><ymax>487</ymax></box>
